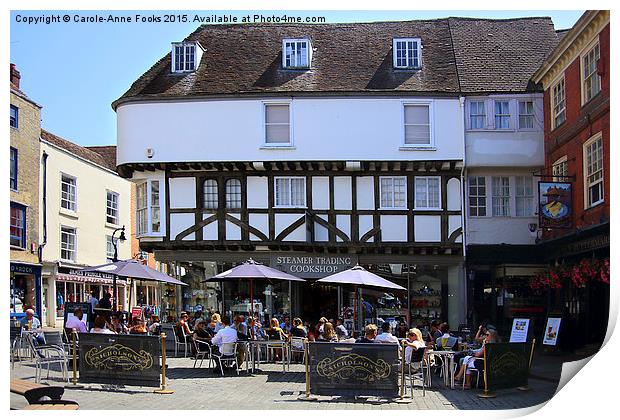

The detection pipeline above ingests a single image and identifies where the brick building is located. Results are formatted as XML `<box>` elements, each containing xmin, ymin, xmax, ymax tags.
<box><xmin>531</xmin><ymin>10</ymin><xmax>609</xmax><ymax>349</ymax></box>
<box><xmin>10</xmin><ymin>64</ymin><xmax>43</xmax><ymax>319</ymax></box>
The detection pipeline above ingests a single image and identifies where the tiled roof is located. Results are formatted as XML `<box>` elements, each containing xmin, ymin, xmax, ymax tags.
<box><xmin>448</xmin><ymin>17</ymin><xmax>559</xmax><ymax>93</ymax></box>
<box><xmin>40</xmin><ymin>129</ymin><xmax>117</xmax><ymax>172</ymax></box>
<box><xmin>114</xmin><ymin>20</ymin><xmax>461</xmax><ymax>107</ymax></box>
<box><xmin>555</xmin><ymin>29</ymin><xmax>571</xmax><ymax>43</ymax></box>
<box><xmin>86</xmin><ymin>146</ymin><xmax>117</xmax><ymax>171</ymax></box>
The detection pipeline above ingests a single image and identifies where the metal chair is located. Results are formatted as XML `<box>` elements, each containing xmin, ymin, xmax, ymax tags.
<box><xmin>42</xmin><ymin>330</ymin><xmax>71</xmax><ymax>355</ymax></box>
<box><xmin>24</xmin><ymin>334</ymin><xmax>68</xmax><ymax>383</ymax></box>
<box><xmin>172</xmin><ymin>325</ymin><xmax>189</xmax><ymax>357</ymax></box>
<box><xmin>10</xmin><ymin>325</ymin><xmax>23</xmax><ymax>368</ymax></box>
<box><xmin>407</xmin><ymin>347</ymin><xmax>429</xmax><ymax>397</ymax></box>
<box><xmin>212</xmin><ymin>342</ymin><xmax>239</xmax><ymax>376</ymax></box>
<box><xmin>290</xmin><ymin>337</ymin><xmax>306</xmax><ymax>363</ymax></box>
<box><xmin>463</xmin><ymin>358</ymin><xmax>483</xmax><ymax>390</ymax></box>
<box><xmin>193</xmin><ymin>338</ymin><xmax>213</xmax><ymax>368</ymax></box>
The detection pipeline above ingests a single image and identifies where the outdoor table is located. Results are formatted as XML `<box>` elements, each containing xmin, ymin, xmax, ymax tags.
<box><xmin>246</xmin><ymin>340</ymin><xmax>289</xmax><ymax>373</ymax></box>
<box><xmin>429</xmin><ymin>350</ymin><xmax>458</xmax><ymax>389</ymax></box>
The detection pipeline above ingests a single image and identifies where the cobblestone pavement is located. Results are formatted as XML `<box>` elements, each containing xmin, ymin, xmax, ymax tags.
<box><xmin>10</xmin><ymin>357</ymin><xmax>559</xmax><ymax>410</ymax></box>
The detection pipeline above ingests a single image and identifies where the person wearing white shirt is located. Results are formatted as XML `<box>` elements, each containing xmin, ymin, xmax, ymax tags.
<box><xmin>210</xmin><ymin>315</ymin><xmax>238</xmax><ymax>373</ymax></box>
<box><xmin>65</xmin><ymin>307</ymin><xmax>88</xmax><ymax>333</ymax></box>
<box><xmin>375</xmin><ymin>322</ymin><xmax>399</xmax><ymax>343</ymax></box>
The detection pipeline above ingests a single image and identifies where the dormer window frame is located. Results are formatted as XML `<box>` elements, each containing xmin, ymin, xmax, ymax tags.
<box><xmin>171</xmin><ymin>41</ymin><xmax>203</xmax><ymax>74</ymax></box>
<box><xmin>393</xmin><ymin>38</ymin><xmax>422</xmax><ymax>70</ymax></box>
<box><xmin>282</xmin><ymin>38</ymin><xmax>312</xmax><ymax>69</ymax></box>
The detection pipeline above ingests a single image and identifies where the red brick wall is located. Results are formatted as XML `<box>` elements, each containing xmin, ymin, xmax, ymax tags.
<box><xmin>542</xmin><ymin>23</ymin><xmax>610</xmax><ymax>239</ymax></box>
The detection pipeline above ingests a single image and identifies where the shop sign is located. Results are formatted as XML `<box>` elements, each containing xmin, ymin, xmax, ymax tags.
<box><xmin>556</xmin><ymin>234</ymin><xmax>610</xmax><ymax>257</ymax></box>
<box><xmin>308</xmin><ymin>342</ymin><xmax>399</xmax><ymax>397</ymax></box>
<box><xmin>271</xmin><ymin>255</ymin><xmax>358</xmax><ymax>279</ymax></box>
<box><xmin>539</xmin><ymin>182</ymin><xmax>572</xmax><ymax>229</ymax></box>
<box><xmin>484</xmin><ymin>342</ymin><xmax>533</xmax><ymax>391</ymax></box>
<box><xmin>59</xmin><ymin>267</ymin><xmax>115</xmax><ymax>281</ymax></box>
<box><xmin>10</xmin><ymin>263</ymin><xmax>41</xmax><ymax>275</ymax></box>
<box><xmin>78</xmin><ymin>333</ymin><xmax>161</xmax><ymax>387</ymax></box>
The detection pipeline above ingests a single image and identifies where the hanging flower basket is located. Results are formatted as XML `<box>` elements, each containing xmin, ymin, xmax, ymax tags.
<box><xmin>529</xmin><ymin>257</ymin><xmax>610</xmax><ymax>290</ymax></box>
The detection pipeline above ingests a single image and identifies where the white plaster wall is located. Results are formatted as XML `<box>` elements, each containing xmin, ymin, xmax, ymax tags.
<box><xmin>169</xmin><ymin>177</ymin><xmax>196</xmax><ymax>209</ymax></box>
<box><xmin>414</xmin><ymin>215</ymin><xmax>441</xmax><ymax>242</ymax></box>
<box><xmin>336</xmin><ymin>215</ymin><xmax>351</xmax><ymax>243</ymax></box>
<box><xmin>448</xmin><ymin>215</ymin><xmax>462</xmax><ymax>240</ymax></box>
<box><xmin>117</xmin><ymin>97</ymin><xmax>464</xmax><ymax>165</ymax></box>
<box><xmin>275</xmin><ymin>213</ymin><xmax>306</xmax><ymax>241</ymax></box>
<box><xmin>314</xmin><ymin>215</ymin><xmax>329</xmax><ymax>242</ymax></box>
<box><xmin>380</xmin><ymin>215</ymin><xmax>408</xmax><ymax>242</ymax></box>
<box><xmin>247</xmin><ymin>177</ymin><xmax>268</xmax><ymax>209</ymax></box>
<box><xmin>226</xmin><ymin>213</ymin><xmax>241</xmax><ymax>240</ymax></box>
<box><xmin>333</xmin><ymin>177</ymin><xmax>352</xmax><ymax>210</ymax></box>
<box><xmin>312</xmin><ymin>177</ymin><xmax>329</xmax><ymax>210</ymax></box>
<box><xmin>203</xmin><ymin>212</ymin><xmax>218</xmax><ymax>240</ymax></box>
<box><xmin>356</xmin><ymin>177</ymin><xmax>375</xmax><ymax>210</ymax></box>
<box><xmin>248</xmin><ymin>213</ymin><xmax>269</xmax><ymax>241</ymax></box>
<box><xmin>358</xmin><ymin>215</ymin><xmax>374</xmax><ymax>242</ymax></box>
<box><xmin>170</xmin><ymin>213</ymin><xmax>195</xmax><ymax>240</ymax></box>
<box><xmin>446</xmin><ymin>178</ymin><xmax>461</xmax><ymax>211</ymax></box>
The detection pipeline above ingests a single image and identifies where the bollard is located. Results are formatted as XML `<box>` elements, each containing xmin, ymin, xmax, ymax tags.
<box><xmin>154</xmin><ymin>333</ymin><xmax>174</xmax><ymax>394</ymax></box>
<box><xmin>66</xmin><ymin>328</ymin><xmax>83</xmax><ymax>388</ymax></box>
<box><xmin>395</xmin><ymin>340</ymin><xmax>412</xmax><ymax>403</ymax></box>
<box><xmin>297</xmin><ymin>338</ymin><xmax>317</xmax><ymax>401</ymax></box>
<box><xmin>478</xmin><ymin>344</ymin><xmax>496</xmax><ymax>398</ymax></box>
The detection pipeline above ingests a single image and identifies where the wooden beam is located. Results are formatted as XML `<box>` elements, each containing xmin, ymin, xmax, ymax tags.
<box><xmin>224</xmin><ymin>163</ymin><xmax>235</xmax><ymax>171</ymax></box>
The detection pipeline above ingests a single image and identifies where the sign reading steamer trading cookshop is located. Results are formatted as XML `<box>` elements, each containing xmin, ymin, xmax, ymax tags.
<box><xmin>271</xmin><ymin>255</ymin><xmax>358</xmax><ymax>279</ymax></box>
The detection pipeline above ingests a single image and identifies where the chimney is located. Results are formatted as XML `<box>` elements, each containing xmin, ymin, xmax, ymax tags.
<box><xmin>10</xmin><ymin>64</ymin><xmax>21</xmax><ymax>89</ymax></box>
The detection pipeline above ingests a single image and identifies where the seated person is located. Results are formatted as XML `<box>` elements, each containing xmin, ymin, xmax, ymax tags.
<box><xmin>128</xmin><ymin>317</ymin><xmax>147</xmax><ymax>334</ymax></box>
<box><xmin>355</xmin><ymin>324</ymin><xmax>378</xmax><ymax>343</ymax></box>
<box><xmin>279</xmin><ymin>316</ymin><xmax>291</xmax><ymax>334</ymax></box>
<box><xmin>403</xmin><ymin>328</ymin><xmax>427</xmax><ymax>364</ymax></box>
<box><xmin>65</xmin><ymin>307</ymin><xmax>88</xmax><ymax>333</ymax></box>
<box><xmin>207</xmin><ymin>313</ymin><xmax>222</xmax><ymax>335</ymax></box>
<box><xmin>90</xmin><ymin>315</ymin><xmax>116</xmax><ymax>334</ymax></box>
<box><xmin>375</xmin><ymin>322</ymin><xmax>399</xmax><ymax>343</ymax></box>
<box><xmin>110</xmin><ymin>313</ymin><xmax>128</xmax><ymax>334</ymax></box>
<box><xmin>247</xmin><ymin>317</ymin><xmax>267</xmax><ymax>340</ymax></box>
<box><xmin>265</xmin><ymin>318</ymin><xmax>287</xmax><ymax>341</ymax></box>
<box><xmin>317</xmin><ymin>322</ymin><xmax>338</xmax><ymax>342</ymax></box>
<box><xmin>335</xmin><ymin>319</ymin><xmax>348</xmax><ymax>340</ymax></box>
<box><xmin>176</xmin><ymin>312</ymin><xmax>193</xmax><ymax>342</ymax></box>
<box><xmin>454</xmin><ymin>329</ymin><xmax>501</xmax><ymax>389</ymax></box>
<box><xmin>435</xmin><ymin>322</ymin><xmax>457</xmax><ymax>349</ymax></box>
<box><xmin>147</xmin><ymin>315</ymin><xmax>161</xmax><ymax>335</ymax></box>
<box><xmin>290</xmin><ymin>318</ymin><xmax>307</xmax><ymax>338</ymax></box>
<box><xmin>193</xmin><ymin>319</ymin><xmax>213</xmax><ymax>353</ymax></box>
<box><xmin>210</xmin><ymin>315</ymin><xmax>238</xmax><ymax>372</ymax></box>
<box><xmin>233</xmin><ymin>315</ymin><xmax>248</xmax><ymax>340</ymax></box>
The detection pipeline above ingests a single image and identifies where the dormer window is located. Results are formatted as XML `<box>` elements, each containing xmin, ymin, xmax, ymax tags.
<box><xmin>393</xmin><ymin>38</ymin><xmax>422</xmax><ymax>69</ymax></box>
<box><xmin>282</xmin><ymin>38</ymin><xmax>311</xmax><ymax>69</ymax></box>
<box><xmin>171</xmin><ymin>42</ymin><xmax>203</xmax><ymax>73</ymax></box>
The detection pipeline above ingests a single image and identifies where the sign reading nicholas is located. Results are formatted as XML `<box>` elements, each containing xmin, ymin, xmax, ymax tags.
<box><xmin>78</xmin><ymin>333</ymin><xmax>161</xmax><ymax>387</ymax></box>
<box><xmin>271</xmin><ymin>255</ymin><xmax>357</xmax><ymax>278</ymax></box>
<box><xmin>308</xmin><ymin>342</ymin><xmax>399</xmax><ymax>397</ymax></box>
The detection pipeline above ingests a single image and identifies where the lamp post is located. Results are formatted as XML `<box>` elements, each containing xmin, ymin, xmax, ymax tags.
<box><xmin>111</xmin><ymin>225</ymin><xmax>127</xmax><ymax>311</ymax></box>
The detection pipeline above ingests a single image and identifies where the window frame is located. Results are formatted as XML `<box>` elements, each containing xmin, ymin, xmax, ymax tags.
<box><xmin>171</xmin><ymin>42</ymin><xmax>198</xmax><ymax>73</ymax></box>
<box><xmin>583</xmin><ymin>133</ymin><xmax>604</xmax><ymax>209</ymax></box>
<box><xmin>401</xmin><ymin>101</ymin><xmax>434</xmax><ymax>149</ymax></box>
<box><xmin>225</xmin><ymin>178</ymin><xmax>242</xmax><ymax>209</ymax></box>
<box><xmin>135</xmin><ymin>178</ymin><xmax>165</xmax><ymax>237</ymax></box>
<box><xmin>10</xmin><ymin>202</ymin><xmax>26</xmax><ymax>249</ymax></box>
<box><xmin>262</xmin><ymin>101</ymin><xmax>293</xmax><ymax>147</ymax></box>
<box><xmin>274</xmin><ymin>176</ymin><xmax>306</xmax><ymax>208</ymax></box>
<box><xmin>414</xmin><ymin>176</ymin><xmax>442</xmax><ymax>210</ymax></box>
<box><xmin>10</xmin><ymin>104</ymin><xmax>19</xmax><ymax>128</ymax></box>
<box><xmin>552</xmin><ymin>156</ymin><xmax>569</xmax><ymax>182</ymax></box>
<box><xmin>203</xmin><ymin>178</ymin><xmax>219</xmax><ymax>209</ymax></box>
<box><xmin>60</xmin><ymin>173</ymin><xmax>77</xmax><ymax>212</ymax></box>
<box><xmin>468</xmin><ymin>176</ymin><xmax>487</xmax><ymax>217</ymax></box>
<box><xmin>493</xmin><ymin>100</ymin><xmax>511</xmax><ymax>130</ymax></box>
<box><xmin>469</xmin><ymin>100</ymin><xmax>487</xmax><ymax>130</ymax></box>
<box><xmin>551</xmin><ymin>76</ymin><xmax>566</xmax><ymax>130</ymax></box>
<box><xmin>106</xmin><ymin>190</ymin><xmax>120</xmax><ymax>225</ymax></box>
<box><xmin>136</xmin><ymin>182</ymin><xmax>148</xmax><ymax>236</ymax></box>
<box><xmin>392</xmin><ymin>38</ymin><xmax>422</xmax><ymax>69</ymax></box>
<box><xmin>106</xmin><ymin>235</ymin><xmax>115</xmax><ymax>262</ymax></box>
<box><xmin>491</xmin><ymin>176</ymin><xmax>511</xmax><ymax>217</ymax></box>
<box><xmin>60</xmin><ymin>225</ymin><xmax>77</xmax><ymax>263</ymax></box>
<box><xmin>581</xmin><ymin>39</ymin><xmax>602</xmax><ymax>105</ymax></box>
<box><xmin>282</xmin><ymin>38</ymin><xmax>312</xmax><ymax>69</ymax></box>
<box><xmin>10</xmin><ymin>147</ymin><xmax>18</xmax><ymax>191</ymax></box>
<box><xmin>518</xmin><ymin>100</ymin><xmax>535</xmax><ymax>130</ymax></box>
<box><xmin>379</xmin><ymin>176</ymin><xmax>408</xmax><ymax>210</ymax></box>
<box><xmin>514</xmin><ymin>176</ymin><xmax>534</xmax><ymax>217</ymax></box>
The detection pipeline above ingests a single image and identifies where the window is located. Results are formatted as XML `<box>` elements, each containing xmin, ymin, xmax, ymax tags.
<box><xmin>494</xmin><ymin>101</ymin><xmax>510</xmax><ymax>129</ymax></box>
<box><xmin>519</xmin><ymin>101</ymin><xmax>534</xmax><ymax>129</ymax></box>
<box><xmin>414</xmin><ymin>176</ymin><xmax>441</xmax><ymax>209</ymax></box>
<box><xmin>275</xmin><ymin>177</ymin><xmax>305</xmax><ymax>207</ymax></box>
<box><xmin>264</xmin><ymin>103</ymin><xmax>291</xmax><ymax>145</ymax></box>
<box><xmin>106</xmin><ymin>191</ymin><xmax>119</xmax><ymax>225</ymax></box>
<box><xmin>136</xmin><ymin>183</ymin><xmax>148</xmax><ymax>235</ymax></box>
<box><xmin>584</xmin><ymin>134</ymin><xmax>604</xmax><ymax>208</ymax></box>
<box><xmin>106</xmin><ymin>235</ymin><xmax>115</xmax><ymax>262</ymax></box>
<box><xmin>61</xmin><ymin>174</ymin><xmax>77</xmax><ymax>211</ymax></box>
<box><xmin>203</xmin><ymin>179</ymin><xmax>218</xmax><ymax>209</ymax></box>
<box><xmin>172</xmin><ymin>43</ymin><xmax>196</xmax><ymax>72</ymax></box>
<box><xmin>60</xmin><ymin>226</ymin><xmax>77</xmax><ymax>262</ymax></box>
<box><xmin>226</xmin><ymin>179</ymin><xmax>241</xmax><ymax>208</ymax></box>
<box><xmin>151</xmin><ymin>181</ymin><xmax>160</xmax><ymax>233</ymax></box>
<box><xmin>552</xmin><ymin>78</ymin><xmax>566</xmax><ymax>129</ymax></box>
<box><xmin>283</xmin><ymin>39</ymin><xmax>310</xmax><ymax>68</ymax></box>
<box><xmin>491</xmin><ymin>177</ymin><xmax>510</xmax><ymax>216</ymax></box>
<box><xmin>552</xmin><ymin>156</ymin><xmax>568</xmax><ymax>182</ymax></box>
<box><xmin>10</xmin><ymin>203</ymin><xmax>26</xmax><ymax>248</ymax></box>
<box><xmin>380</xmin><ymin>177</ymin><xmax>407</xmax><ymax>209</ymax></box>
<box><xmin>515</xmin><ymin>176</ymin><xmax>534</xmax><ymax>217</ymax></box>
<box><xmin>468</xmin><ymin>177</ymin><xmax>486</xmax><ymax>217</ymax></box>
<box><xmin>404</xmin><ymin>104</ymin><xmax>431</xmax><ymax>146</ymax></box>
<box><xmin>10</xmin><ymin>147</ymin><xmax>17</xmax><ymax>190</ymax></box>
<box><xmin>583</xmin><ymin>42</ymin><xmax>601</xmax><ymax>103</ymax></box>
<box><xmin>393</xmin><ymin>38</ymin><xmax>421</xmax><ymax>69</ymax></box>
<box><xmin>470</xmin><ymin>101</ymin><xmax>486</xmax><ymax>129</ymax></box>
<box><xmin>10</xmin><ymin>105</ymin><xmax>18</xmax><ymax>128</ymax></box>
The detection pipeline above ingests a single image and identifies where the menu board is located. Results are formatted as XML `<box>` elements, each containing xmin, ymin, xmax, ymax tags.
<box><xmin>509</xmin><ymin>318</ymin><xmax>530</xmax><ymax>343</ymax></box>
<box><xmin>543</xmin><ymin>317</ymin><xmax>562</xmax><ymax>346</ymax></box>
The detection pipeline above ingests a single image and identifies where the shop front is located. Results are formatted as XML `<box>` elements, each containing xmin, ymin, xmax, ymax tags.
<box><xmin>10</xmin><ymin>262</ymin><xmax>42</xmax><ymax>322</ymax></box>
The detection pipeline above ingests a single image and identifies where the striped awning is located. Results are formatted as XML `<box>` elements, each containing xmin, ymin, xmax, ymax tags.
<box><xmin>56</xmin><ymin>273</ymin><xmax>127</xmax><ymax>286</ymax></box>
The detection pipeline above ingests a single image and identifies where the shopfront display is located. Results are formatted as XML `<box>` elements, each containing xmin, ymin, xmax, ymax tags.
<box><xmin>10</xmin><ymin>262</ymin><xmax>42</xmax><ymax>318</ymax></box>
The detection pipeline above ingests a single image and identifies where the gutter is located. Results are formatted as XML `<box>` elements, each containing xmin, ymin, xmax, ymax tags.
<box><xmin>37</xmin><ymin>150</ymin><xmax>48</xmax><ymax>263</ymax></box>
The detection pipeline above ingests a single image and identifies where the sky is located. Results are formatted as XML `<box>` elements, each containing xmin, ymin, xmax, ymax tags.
<box><xmin>10</xmin><ymin>9</ymin><xmax>585</xmax><ymax>147</ymax></box>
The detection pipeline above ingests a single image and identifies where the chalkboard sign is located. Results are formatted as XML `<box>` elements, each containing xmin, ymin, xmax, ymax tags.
<box><xmin>484</xmin><ymin>342</ymin><xmax>533</xmax><ymax>391</ymax></box>
<box><xmin>78</xmin><ymin>333</ymin><xmax>161</xmax><ymax>387</ymax></box>
<box><xmin>63</xmin><ymin>302</ymin><xmax>92</xmax><ymax>329</ymax></box>
<box><xmin>308</xmin><ymin>342</ymin><xmax>400</xmax><ymax>397</ymax></box>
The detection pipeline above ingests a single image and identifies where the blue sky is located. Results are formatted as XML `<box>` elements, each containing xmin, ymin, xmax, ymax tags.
<box><xmin>10</xmin><ymin>10</ymin><xmax>584</xmax><ymax>147</ymax></box>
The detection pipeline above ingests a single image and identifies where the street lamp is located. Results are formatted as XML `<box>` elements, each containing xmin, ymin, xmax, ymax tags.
<box><xmin>111</xmin><ymin>225</ymin><xmax>127</xmax><ymax>311</ymax></box>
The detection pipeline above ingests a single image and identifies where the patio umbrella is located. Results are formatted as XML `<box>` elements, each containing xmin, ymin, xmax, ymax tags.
<box><xmin>315</xmin><ymin>265</ymin><xmax>406</xmax><ymax>332</ymax></box>
<box><xmin>84</xmin><ymin>259</ymin><xmax>188</xmax><ymax>311</ymax></box>
<box><xmin>203</xmin><ymin>258</ymin><xmax>305</xmax><ymax>319</ymax></box>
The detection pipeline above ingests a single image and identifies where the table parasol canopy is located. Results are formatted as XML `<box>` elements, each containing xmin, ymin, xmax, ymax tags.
<box><xmin>204</xmin><ymin>258</ymin><xmax>305</xmax><ymax>282</ymax></box>
<box><xmin>83</xmin><ymin>259</ymin><xmax>188</xmax><ymax>286</ymax></box>
<box><xmin>315</xmin><ymin>265</ymin><xmax>406</xmax><ymax>290</ymax></box>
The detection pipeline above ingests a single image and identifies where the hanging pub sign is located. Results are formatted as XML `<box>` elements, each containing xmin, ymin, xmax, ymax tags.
<box><xmin>539</xmin><ymin>182</ymin><xmax>572</xmax><ymax>229</ymax></box>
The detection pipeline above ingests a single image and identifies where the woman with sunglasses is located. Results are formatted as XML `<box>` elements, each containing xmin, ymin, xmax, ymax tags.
<box><xmin>454</xmin><ymin>329</ymin><xmax>500</xmax><ymax>389</ymax></box>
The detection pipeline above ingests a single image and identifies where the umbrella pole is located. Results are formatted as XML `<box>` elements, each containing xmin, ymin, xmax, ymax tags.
<box><xmin>354</xmin><ymin>286</ymin><xmax>357</xmax><ymax>335</ymax></box>
<box><xmin>250</xmin><ymin>279</ymin><xmax>253</xmax><ymax>319</ymax></box>
<box><xmin>113</xmin><ymin>274</ymin><xmax>117</xmax><ymax>312</ymax></box>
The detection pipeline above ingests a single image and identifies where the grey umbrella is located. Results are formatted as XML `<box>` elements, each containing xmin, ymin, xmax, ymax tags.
<box><xmin>84</xmin><ymin>259</ymin><xmax>188</xmax><ymax>311</ymax></box>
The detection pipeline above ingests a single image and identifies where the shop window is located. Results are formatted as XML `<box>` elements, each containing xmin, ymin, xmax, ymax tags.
<box><xmin>10</xmin><ymin>202</ymin><xmax>26</xmax><ymax>248</ymax></box>
<box><xmin>380</xmin><ymin>176</ymin><xmax>407</xmax><ymax>208</ymax></box>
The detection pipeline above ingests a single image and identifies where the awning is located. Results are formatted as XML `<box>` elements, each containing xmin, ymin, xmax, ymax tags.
<box><xmin>56</xmin><ymin>272</ymin><xmax>127</xmax><ymax>286</ymax></box>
